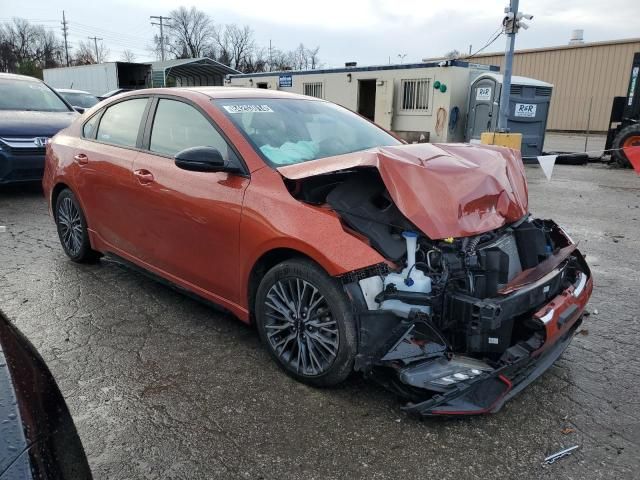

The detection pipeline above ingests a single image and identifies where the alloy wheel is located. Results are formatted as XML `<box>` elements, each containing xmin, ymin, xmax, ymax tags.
<box><xmin>57</xmin><ymin>197</ymin><xmax>83</xmax><ymax>257</ymax></box>
<box><xmin>264</xmin><ymin>278</ymin><xmax>339</xmax><ymax>376</ymax></box>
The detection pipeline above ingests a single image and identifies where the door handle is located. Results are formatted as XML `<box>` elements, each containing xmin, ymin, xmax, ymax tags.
<box><xmin>74</xmin><ymin>153</ymin><xmax>88</xmax><ymax>165</ymax></box>
<box><xmin>133</xmin><ymin>169</ymin><xmax>154</xmax><ymax>184</ymax></box>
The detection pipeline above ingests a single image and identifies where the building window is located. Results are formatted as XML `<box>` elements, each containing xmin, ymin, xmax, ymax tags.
<box><xmin>400</xmin><ymin>78</ymin><xmax>430</xmax><ymax>111</ymax></box>
<box><xmin>303</xmin><ymin>82</ymin><xmax>323</xmax><ymax>99</ymax></box>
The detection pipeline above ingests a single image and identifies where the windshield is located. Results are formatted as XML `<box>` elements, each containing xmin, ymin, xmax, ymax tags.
<box><xmin>214</xmin><ymin>98</ymin><xmax>401</xmax><ymax>166</ymax></box>
<box><xmin>59</xmin><ymin>92</ymin><xmax>99</xmax><ymax>108</ymax></box>
<box><xmin>0</xmin><ymin>79</ymin><xmax>71</xmax><ymax>112</ymax></box>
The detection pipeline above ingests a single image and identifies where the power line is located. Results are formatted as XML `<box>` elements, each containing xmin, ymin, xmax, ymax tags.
<box><xmin>88</xmin><ymin>36</ymin><xmax>103</xmax><ymax>63</ymax></box>
<box><xmin>150</xmin><ymin>15</ymin><xmax>171</xmax><ymax>62</ymax></box>
<box><xmin>61</xmin><ymin>11</ymin><xmax>70</xmax><ymax>67</ymax></box>
<box><xmin>71</xmin><ymin>21</ymin><xmax>154</xmax><ymax>43</ymax></box>
<box><xmin>464</xmin><ymin>30</ymin><xmax>503</xmax><ymax>60</ymax></box>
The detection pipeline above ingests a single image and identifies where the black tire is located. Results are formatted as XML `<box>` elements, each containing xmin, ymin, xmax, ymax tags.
<box><xmin>612</xmin><ymin>123</ymin><xmax>640</xmax><ymax>168</ymax></box>
<box><xmin>54</xmin><ymin>189</ymin><xmax>101</xmax><ymax>263</ymax></box>
<box><xmin>255</xmin><ymin>259</ymin><xmax>357</xmax><ymax>387</ymax></box>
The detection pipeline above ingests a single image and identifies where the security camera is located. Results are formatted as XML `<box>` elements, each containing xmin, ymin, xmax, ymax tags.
<box><xmin>519</xmin><ymin>22</ymin><xmax>529</xmax><ymax>29</ymax></box>
<box><xmin>522</xmin><ymin>13</ymin><xmax>534</xmax><ymax>20</ymax></box>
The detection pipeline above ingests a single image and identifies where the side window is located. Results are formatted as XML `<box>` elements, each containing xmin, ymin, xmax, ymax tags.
<box><xmin>82</xmin><ymin>113</ymin><xmax>100</xmax><ymax>139</ymax></box>
<box><xmin>96</xmin><ymin>98</ymin><xmax>148</xmax><ymax>147</ymax></box>
<box><xmin>149</xmin><ymin>99</ymin><xmax>234</xmax><ymax>161</ymax></box>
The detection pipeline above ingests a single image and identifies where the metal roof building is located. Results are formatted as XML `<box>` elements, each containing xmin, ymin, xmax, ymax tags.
<box><xmin>151</xmin><ymin>58</ymin><xmax>240</xmax><ymax>88</ymax></box>
<box><xmin>425</xmin><ymin>37</ymin><xmax>640</xmax><ymax>132</ymax></box>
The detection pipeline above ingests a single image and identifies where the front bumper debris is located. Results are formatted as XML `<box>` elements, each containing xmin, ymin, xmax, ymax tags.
<box><xmin>402</xmin><ymin>316</ymin><xmax>581</xmax><ymax>415</ymax></box>
<box><xmin>352</xmin><ymin>249</ymin><xmax>592</xmax><ymax>416</ymax></box>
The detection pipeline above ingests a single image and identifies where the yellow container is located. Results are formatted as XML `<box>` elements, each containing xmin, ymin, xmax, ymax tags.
<box><xmin>480</xmin><ymin>132</ymin><xmax>522</xmax><ymax>151</ymax></box>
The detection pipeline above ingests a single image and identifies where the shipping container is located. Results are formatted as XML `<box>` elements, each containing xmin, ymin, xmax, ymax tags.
<box><xmin>43</xmin><ymin>62</ymin><xmax>152</xmax><ymax>96</ymax></box>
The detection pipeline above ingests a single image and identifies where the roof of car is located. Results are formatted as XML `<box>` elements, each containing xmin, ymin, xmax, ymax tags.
<box><xmin>117</xmin><ymin>86</ymin><xmax>313</xmax><ymax>101</ymax></box>
<box><xmin>193</xmin><ymin>87</ymin><xmax>312</xmax><ymax>100</ymax></box>
<box><xmin>56</xmin><ymin>88</ymin><xmax>93</xmax><ymax>94</ymax></box>
<box><xmin>0</xmin><ymin>72</ymin><xmax>42</xmax><ymax>83</ymax></box>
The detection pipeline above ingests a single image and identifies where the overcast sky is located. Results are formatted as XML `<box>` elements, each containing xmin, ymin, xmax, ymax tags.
<box><xmin>1</xmin><ymin>0</ymin><xmax>638</xmax><ymax>66</ymax></box>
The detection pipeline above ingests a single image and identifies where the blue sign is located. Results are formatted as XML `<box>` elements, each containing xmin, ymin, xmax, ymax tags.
<box><xmin>279</xmin><ymin>74</ymin><xmax>292</xmax><ymax>88</ymax></box>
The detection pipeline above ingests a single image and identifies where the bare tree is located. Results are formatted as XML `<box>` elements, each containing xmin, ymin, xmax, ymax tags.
<box><xmin>73</xmin><ymin>39</ymin><xmax>109</xmax><ymax>64</ymax></box>
<box><xmin>0</xmin><ymin>18</ymin><xmax>64</xmax><ymax>76</ymax></box>
<box><xmin>213</xmin><ymin>24</ymin><xmax>255</xmax><ymax>71</ymax></box>
<box><xmin>167</xmin><ymin>6</ymin><xmax>214</xmax><ymax>58</ymax></box>
<box><xmin>120</xmin><ymin>49</ymin><xmax>136</xmax><ymax>62</ymax></box>
<box><xmin>33</xmin><ymin>27</ymin><xmax>64</xmax><ymax>68</ymax></box>
<box><xmin>308</xmin><ymin>46</ymin><xmax>320</xmax><ymax>69</ymax></box>
<box><xmin>73</xmin><ymin>41</ymin><xmax>96</xmax><ymax>65</ymax></box>
<box><xmin>242</xmin><ymin>46</ymin><xmax>268</xmax><ymax>73</ymax></box>
<box><xmin>148</xmin><ymin>33</ymin><xmax>169</xmax><ymax>60</ymax></box>
<box><xmin>444</xmin><ymin>49</ymin><xmax>461</xmax><ymax>59</ymax></box>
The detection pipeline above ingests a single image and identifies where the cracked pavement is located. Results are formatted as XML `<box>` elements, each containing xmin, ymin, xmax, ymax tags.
<box><xmin>0</xmin><ymin>164</ymin><xmax>639</xmax><ymax>479</ymax></box>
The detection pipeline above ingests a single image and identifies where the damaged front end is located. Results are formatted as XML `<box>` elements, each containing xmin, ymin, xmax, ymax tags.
<box><xmin>279</xmin><ymin>144</ymin><xmax>592</xmax><ymax>415</ymax></box>
<box><xmin>341</xmin><ymin>222</ymin><xmax>591</xmax><ymax>416</ymax></box>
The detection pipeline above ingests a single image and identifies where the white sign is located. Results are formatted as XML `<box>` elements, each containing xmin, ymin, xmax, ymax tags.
<box><xmin>515</xmin><ymin>103</ymin><xmax>537</xmax><ymax>117</ymax></box>
<box><xmin>222</xmin><ymin>104</ymin><xmax>274</xmax><ymax>114</ymax></box>
<box><xmin>476</xmin><ymin>87</ymin><xmax>492</xmax><ymax>101</ymax></box>
<box><xmin>537</xmin><ymin>155</ymin><xmax>557</xmax><ymax>181</ymax></box>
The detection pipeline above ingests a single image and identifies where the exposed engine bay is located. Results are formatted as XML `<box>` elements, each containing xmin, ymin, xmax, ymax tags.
<box><xmin>284</xmin><ymin>166</ymin><xmax>592</xmax><ymax>415</ymax></box>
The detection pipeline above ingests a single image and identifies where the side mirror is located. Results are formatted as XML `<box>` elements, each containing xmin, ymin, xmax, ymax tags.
<box><xmin>174</xmin><ymin>146</ymin><xmax>232</xmax><ymax>173</ymax></box>
<box><xmin>73</xmin><ymin>106</ymin><xmax>85</xmax><ymax>114</ymax></box>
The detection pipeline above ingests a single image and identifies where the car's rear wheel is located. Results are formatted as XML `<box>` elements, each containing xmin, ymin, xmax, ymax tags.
<box><xmin>54</xmin><ymin>189</ymin><xmax>101</xmax><ymax>263</ymax></box>
<box><xmin>255</xmin><ymin>259</ymin><xmax>356</xmax><ymax>387</ymax></box>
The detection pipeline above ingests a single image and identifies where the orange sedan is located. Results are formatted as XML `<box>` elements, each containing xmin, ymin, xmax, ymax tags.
<box><xmin>43</xmin><ymin>88</ymin><xmax>591</xmax><ymax>415</ymax></box>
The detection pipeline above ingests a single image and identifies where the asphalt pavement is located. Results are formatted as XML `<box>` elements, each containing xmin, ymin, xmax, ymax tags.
<box><xmin>0</xmin><ymin>164</ymin><xmax>638</xmax><ymax>479</ymax></box>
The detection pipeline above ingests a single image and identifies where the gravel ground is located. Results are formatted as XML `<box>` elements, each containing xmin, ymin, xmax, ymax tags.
<box><xmin>0</xmin><ymin>164</ymin><xmax>638</xmax><ymax>480</ymax></box>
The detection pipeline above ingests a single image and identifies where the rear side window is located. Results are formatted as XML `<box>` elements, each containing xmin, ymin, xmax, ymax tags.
<box><xmin>149</xmin><ymin>99</ymin><xmax>234</xmax><ymax>161</ymax></box>
<box><xmin>83</xmin><ymin>114</ymin><xmax>100</xmax><ymax>138</ymax></box>
<box><xmin>96</xmin><ymin>98</ymin><xmax>148</xmax><ymax>147</ymax></box>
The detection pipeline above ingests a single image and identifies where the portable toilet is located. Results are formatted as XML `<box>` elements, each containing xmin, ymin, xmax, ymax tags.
<box><xmin>465</xmin><ymin>73</ymin><xmax>553</xmax><ymax>159</ymax></box>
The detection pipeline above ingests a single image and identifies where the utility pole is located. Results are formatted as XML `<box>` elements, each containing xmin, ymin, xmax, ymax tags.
<box><xmin>88</xmin><ymin>36</ymin><xmax>103</xmax><ymax>63</ymax></box>
<box><xmin>497</xmin><ymin>0</ymin><xmax>533</xmax><ymax>130</ymax></box>
<box><xmin>61</xmin><ymin>11</ymin><xmax>70</xmax><ymax>66</ymax></box>
<box><xmin>150</xmin><ymin>16</ymin><xmax>171</xmax><ymax>62</ymax></box>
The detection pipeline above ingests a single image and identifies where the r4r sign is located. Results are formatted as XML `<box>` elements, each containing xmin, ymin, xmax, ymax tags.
<box><xmin>515</xmin><ymin>103</ymin><xmax>537</xmax><ymax>118</ymax></box>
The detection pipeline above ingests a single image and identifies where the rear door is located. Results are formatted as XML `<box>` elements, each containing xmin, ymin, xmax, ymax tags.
<box><xmin>73</xmin><ymin>96</ymin><xmax>151</xmax><ymax>253</ymax></box>
<box><xmin>129</xmin><ymin>96</ymin><xmax>249</xmax><ymax>304</ymax></box>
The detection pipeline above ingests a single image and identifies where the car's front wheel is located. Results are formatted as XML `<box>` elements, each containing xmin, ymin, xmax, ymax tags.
<box><xmin>54</xmin><ymin>189</ymin><xmax>101</xmax><ymax>263</ymax></box>
<box><xmin>255</xmin><ymin>259</ymin><xmax>357</xmax><ymax>387</ymax></box>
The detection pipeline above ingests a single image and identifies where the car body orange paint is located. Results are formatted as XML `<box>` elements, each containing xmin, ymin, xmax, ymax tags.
<box><xmin>43</xmin><ymin>88</ymin><xmax>387</xmax><ymax>322</ymax></box>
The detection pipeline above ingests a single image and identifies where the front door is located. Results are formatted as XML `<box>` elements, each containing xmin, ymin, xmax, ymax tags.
<box><xmin>130</xmin><ymin>97</ymin><xmax>249</xmax><ymax>304</ymax></box>
<box><xmin>374</xmin><ymin>80</ymin><xmax>394</xmax><ymax>130</ymax></box>
<box><xmin>357</xmin><ymin>79</ymin><xmax>376</xmax><ymax>121</ymax></box>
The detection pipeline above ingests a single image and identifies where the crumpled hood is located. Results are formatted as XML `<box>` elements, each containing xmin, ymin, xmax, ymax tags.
<box><xmin>277</xmin><ymin>143</ymin><xmax>529</xmax><ymax>239</ymax></box>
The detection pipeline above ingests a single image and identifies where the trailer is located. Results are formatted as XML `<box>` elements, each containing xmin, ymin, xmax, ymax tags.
<box><xmin>43</xmin><ymin>62</ymin><xmax>152</xmax><ymax>97</ymax></box>
<box><xmin>606</xmin><ymin>52</ymin><xmax>640</xmax><ymax>167</ymax></box>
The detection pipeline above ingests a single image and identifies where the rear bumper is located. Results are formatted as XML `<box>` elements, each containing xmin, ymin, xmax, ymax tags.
<box><xmin>0</xmin><ymin>150</ymin><xmax>45</xmax><ymax>184</ymax></box>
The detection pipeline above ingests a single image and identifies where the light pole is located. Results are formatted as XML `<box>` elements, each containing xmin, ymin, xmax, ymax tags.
<box><xmin>397</xmin><ymin>53</ymin><xmax>407</xmax><ymax>64</ymax></box>
<box><xmin>497</xmin><ymin>0</ymin><xmax>533</xmax><ymax>131</ymax></box>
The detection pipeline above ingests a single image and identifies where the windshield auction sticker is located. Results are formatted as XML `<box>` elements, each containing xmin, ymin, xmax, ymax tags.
<box><xmin>223</xmin><ymin>105</ymin><xmax>274</xmax><ymax>113</ymax></box>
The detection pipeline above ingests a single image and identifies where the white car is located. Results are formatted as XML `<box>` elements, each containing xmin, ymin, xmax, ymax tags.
<box><xmin>55</xmin><ymin>88</ymin><xmax>99</xmax><ymax>113</ymax></box>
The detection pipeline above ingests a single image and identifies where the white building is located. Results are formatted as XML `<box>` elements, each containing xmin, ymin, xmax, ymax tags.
<box><xmin>228</xmin><ymin>60</ymin><xmax>499</xmax><ymax>143</ymax></box>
